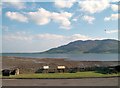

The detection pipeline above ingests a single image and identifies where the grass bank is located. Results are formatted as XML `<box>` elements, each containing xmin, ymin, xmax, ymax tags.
<box><xmin>2</xmin><ymin>71</ymin><xmax>119</xmax><ymax>79</ymax></box>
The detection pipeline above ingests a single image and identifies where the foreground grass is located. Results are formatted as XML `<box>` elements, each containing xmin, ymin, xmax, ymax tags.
<box><xmin>2</xmin><ymin>71</ymin><xmax>120</xmax><ymax>79</ymax></box>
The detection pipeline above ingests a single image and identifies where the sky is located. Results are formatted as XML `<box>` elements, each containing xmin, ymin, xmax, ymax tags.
<box><xmin>1</xmin><ymin>0</ymin><xmax>120</xmax><ymax>53</ymax></box>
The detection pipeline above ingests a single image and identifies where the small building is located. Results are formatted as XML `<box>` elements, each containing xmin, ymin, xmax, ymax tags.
<box><xmin>15</xmin><ymin>68</ymin><xmax>19</xmax><ymax>75</ymax></box>
<box><xmin>57</xmin><ymin>66</ymin><xmax>66</xmax><ymax>73</ymax></box>
<box><xmin>40</xmin><ymin>65</ymin><xmax>67</xmax><ymax>73</ymax></box>
<box><xmin>2</xmin><ymin>69</ymin><xmax>11</xmax><ymax>76</ymax></box>
<box><xmin>57</xmin><ymin>66</ymin><xmax>65</xmax><ymax>69</ymax></box>
<box><xmin>11</xmin><ymin>68</ymin><xmax>19</xmax><ymax>75</ymax></box>
<box><xmin>43</xmin><ymin>66</ymin><xmax>49</xmax><ymax>69</ymax></box>
<box><xmin>43</xmin><ymin>66</ymin><xmax>49</xmax><ymax>73</ymax></box>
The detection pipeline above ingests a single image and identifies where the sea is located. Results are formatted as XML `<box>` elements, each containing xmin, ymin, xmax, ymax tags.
<box><xmin>1</xmin><ymin>53</ymin><xmax>119</xmax><ymax>61</ymax></box>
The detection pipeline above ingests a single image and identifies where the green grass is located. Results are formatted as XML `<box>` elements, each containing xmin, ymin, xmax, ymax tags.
<box><xmin>2</xmin><ymin>71</ymin><xmax>119</xmax><ymax>79</ymax></box>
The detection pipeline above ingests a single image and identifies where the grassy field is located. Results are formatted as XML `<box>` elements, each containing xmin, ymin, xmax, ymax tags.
<box><xmin>2</xmin><ymin>71</ymin><xmax>119</xmax><ymax>79</ymax></box>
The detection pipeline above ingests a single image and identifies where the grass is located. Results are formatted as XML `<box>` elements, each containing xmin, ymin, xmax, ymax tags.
<box><xmin>2</xmin><ymin>71</ymin><xmax>120</xmax><ymax>79</ymax></box>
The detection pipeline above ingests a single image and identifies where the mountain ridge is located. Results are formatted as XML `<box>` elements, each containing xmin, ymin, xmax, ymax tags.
<box><xmin>40</xmin><ymin>39</ymin><xmax>119</xmax><ymax>54</ymax></box>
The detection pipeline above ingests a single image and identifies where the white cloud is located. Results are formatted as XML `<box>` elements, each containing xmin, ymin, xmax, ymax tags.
<box><xmin>2</xmin><ymin>26</ymin><xmax>9</xmax><ymax>32</ymax></box>
<box><xmin>3</xmin><ymin>33</ymin><xmax>66</xmax><ymax>52</ymax></box>
<box><xmin>7</xmin><ymin>2</ymin><xmax>25</xmax><ymax>9</ymax></box>
<box><xmin>72</xmin><ymin>18</ymin><xmax>77</xmax><ymax>22</ymax></box>
<box><xmin>111</xmin><ymin>4</ymin><xmax>118</xmax><ymax>11</ymax></box>
<box><xmin>3</xmin><ymin>32</ymin><xmax>92</xmax><ymax>41</ymax></box>
<box><xmin>6</xmin><ymin>11</ymin><xmax>28</xmax><ymax>22</ymax></box>
<box><xmin>28</xmin><ymin>8</ymin><xmax>72</xmax><ymax>29</ymax></box>
<box><xmin>110</xmin><ymin>0</ymin><xmax>120</xmax><ymax>2</ymax></box>
<box><xmin>3</xmin><ymin>32</ymin><xmax>115</xmax><ymax>52</ymax></box>
<box><xmin>51</xmin><ymin>12</ymin><xmax>72</xmax><ymax>29</ymax></box>
<box><xmin>3</xmin><ymin>0</ymin><xmax>26</xmax><ymax>9</ymax></box>
<box><xmin>6</xmin><ymin>8</ymin><xmax>72</xmax><ymax>29</ymax></box>
<box><xmin>0</xmin><ymin>7</ymin><xmax>1</xmax><ymax>15</ymax></box>
<box><xmin>105</xmin><ymin>30</ymin><xmax>118</xmax><ymax>34</ymax></box>
<box><xmin>4</xmin><ymin>31</ymin><xmax>33</xmax><ymax>41</ymax></box>
<box><xmin>3</xmin><ymin>33</ymin><xmax>94</xmax><ymax>52</ymax></box>
<box><xmin>82</xmin><ymin>15</ymin><xmax>95</xmax><ymax>24</ymax></box>
<box><xmin>0</xmin><ymin>2</ymin><xmax>2</xmax><ymax>15</ymax></box>
<box><xmin>104</xmin><ymin>14</ymin><xmax>120</xmax><ymax>21</ymax></box>
<box><xmin>3</xmin><ymin>32</ymin><xmax>106</xmax><ymax>43</ymax></box>
<box><xmin>54</xmin><ymin>0</ymin><xmax>76</xmax><ymax>8</ymax></box>
<box><xmin>28</xmin><ymin>8</ymin><xmax>51</xmax><ymax>25</ymax></box>
<box><xmin>69</xmin><ymin>34</ymin><xmax>92</xmax><ymax>41</ymax></box>
<box><xmin>72</xmin><ymin>15</ymin><xmax>82</xmax><ymax>22</ymax></box>
<box><xmin>35</xmin><ymin>33</ymin><xmax>65</xmax><ymax>40</ymax></box>
<box><xmin>79</xmin><ymin>0</ymin><xmax>110</xmax><ymax>14</ymax></box>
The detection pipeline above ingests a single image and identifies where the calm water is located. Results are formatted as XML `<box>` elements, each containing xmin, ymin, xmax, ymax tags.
<box><xmin>1</xmin><ymin>53</ymin><xmax>119</xmax><ymax>61</ymax></box>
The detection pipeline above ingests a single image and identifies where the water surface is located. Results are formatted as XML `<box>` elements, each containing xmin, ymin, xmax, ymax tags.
<box><xmin>1</xmin><ymin>53</ymin><xmax>119</xmax><ymax>61</ymax></box>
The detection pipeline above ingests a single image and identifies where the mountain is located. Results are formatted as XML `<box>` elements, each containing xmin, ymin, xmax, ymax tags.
<box><xmin>41</xmin><ymin>39</ymin><xmax>120</xmax><ymax>54</ymax></box>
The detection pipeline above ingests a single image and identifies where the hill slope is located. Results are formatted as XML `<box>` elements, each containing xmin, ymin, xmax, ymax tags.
<box><xmin>41</xmin><ymin>39</ymin><xmax>119</xmax><ymax>54</ymax></box>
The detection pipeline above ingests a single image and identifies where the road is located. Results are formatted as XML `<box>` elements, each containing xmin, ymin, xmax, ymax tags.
<box><xmin>2</xmin><ymin>77</ymin><xmax>119</xmax><ymax>86</ymax></box>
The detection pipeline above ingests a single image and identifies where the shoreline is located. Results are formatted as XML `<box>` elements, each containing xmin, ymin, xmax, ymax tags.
<box><xmin>2</xmin><ymin>56</ymin><xmax>119</xmax><ymax>74</ymax></box>
<box><xmin>1</xmin><ymin>56</ymin><xmax>119</xmax><ymax>79</ymax></box>
<box><xmin>1</xmin><ymin>56</ymin><xmax>119</xmax><ymax>61</ymax></box>
<box><xmin>1</xmin><ymin>53</ymin><xmax>119</xmax><ymax>61</ymax></box>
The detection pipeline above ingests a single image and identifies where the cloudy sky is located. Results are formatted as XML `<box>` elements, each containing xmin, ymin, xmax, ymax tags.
<box><xmin>1</xmin><ymin>0</ymin><xmax>119</xmax><ymax>53</ymax></box>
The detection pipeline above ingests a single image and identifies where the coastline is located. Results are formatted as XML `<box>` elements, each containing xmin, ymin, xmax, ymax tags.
<box><xmin>2</xmin><ymin>56</ymin><xmax>119</xmax><ymax>74</ymax></box>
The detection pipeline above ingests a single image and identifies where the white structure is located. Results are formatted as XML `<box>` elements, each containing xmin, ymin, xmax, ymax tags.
<box><xmin>57</xmin><ymin>66</ymin><xmax>65</xmax><ymax>69</ymax></box>
<box><xmin>43</xmin><ymin>66</ymin><xmax>49</xmax><ymax>69</ymax></box>
<box><xmin>15</xmin><ymin>68</ymin><xmax>19</xmax><ymax>75</ymax></box>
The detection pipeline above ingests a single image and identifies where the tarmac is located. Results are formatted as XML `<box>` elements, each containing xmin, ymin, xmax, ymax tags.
<box><xmin>2</xmin><ymin>77</ymin><xmax>119</xmax><ymax>86</ymax></box>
